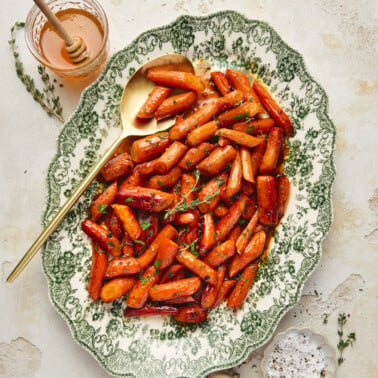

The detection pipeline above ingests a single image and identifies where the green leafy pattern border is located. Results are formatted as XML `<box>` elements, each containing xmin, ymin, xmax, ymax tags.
<box><xmin>41</xmin><ymin>10</ymin><xmax>336</xmax><ymax>378</ymax></box>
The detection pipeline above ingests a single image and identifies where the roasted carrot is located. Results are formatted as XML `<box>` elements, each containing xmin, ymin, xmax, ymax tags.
<box><xmin>124</xmin><ymin>305</ymin><xmax>179</xmax><ymax>317</ymax></box>
<box><xmin>229</xmin><ymin>231</ymin><xmax>265</xmax><ymax>278</ymax></box>
<box><xmin>136</xmin><ymin>224</ymin><xmax>177</xmax><ymax>269</ymax></box>
<box><xmin>154</xmin><ymin>141</ymin><xmax>188</xmax><ymax>174</ymax></box>
<box><xmin>121</xmin><ymin>231</ymin><xmax>134</xmax><ymax>257</ymax></box>
<box><xmin>89</xmin><ymin>181</ymin><xmax>117</xmax><ymax>221</ymax></box>
<box><xmin>253</xmin><ymin>80</ymin><xmax>294</xmax><ymax>136</ymax></box>
<box><xmin>100</xmin><ymin>152</ymin><xmax>134</xmax><ymax>181</ymax></box>
<box><xmin>177</xmin><ymin>142</ymin><xmax>215</xmax><ymax>171</ymax></box>
<box><xmin>218</xmin><ymin>136</ymin><xmax>230</xmax><ymax>147</ymax></box>
<box><xmin>116</xmin><ymin>186</ymin><xmax>174</xmax><ymax>212</ymax></box>
<box><xmin>181</xmin><ymin>173</ymin><xmax>197</xmax><ymax>206</ymax></box>
<box><xmin>135</xmin><ymin>159</ymin><xmax>160</xmax><ymax>176</ymax></box>
<box><xmin>213</xmin><ymin>280</ymin><xmax>236</xmax><ymax>307</ymax></box>
<box><xmin>216</xmin><ymin>102</ymin><xmax>259</xmax><ymax>127</ymax></box>
<box><xmin>256</xmin><ymin>176</ymin><xmax>278</xmax><ymax>226</ymax></box>
<box><xmin>201</xmin><ymin>263</ymin><xmax>226</xmax><ymax>309</ymax></box>
<box><xmin>199</xmin><ymin>213</ymin><xmax>216</xmax><ymax>256</ymax></box>
<box><xmin>111</xmin><ymin>204</ymin><xmax>141</xmax><ymax>241</ymax></box>
<box><xmin>241</xmin><ymin>179</ymin><xmax>255</xmax><ymax>196</ymax></box>
<box><xmin>227</xmin><ymin>263</ymin><xmax>258</xmax><ymax>308</ymax></box>
<box><xmin>236</xmin><ymin>210</ymin><xmax>259</xmax><ymax>255</ymax></box>
<box><xmin>173</xmin><ymin>304</ymin><xmax>208</xmax><ymax>323</ymax></box>
<box><xmin>146</xmin><ymin>69</ymin><xmax>205</xmax><ymax>93</ymax></box>
<box><xmin>147</xmin><ymin>167</ymin><xmax>182</xmax><ymax>190</ymax></box>
<box><xmin>100</xmin><ymin>277</ymin><xmax>136</xmax><ymax>303</ymax></box>
<box><xmin>160</xmin><ymin>264</ymin><xmax>186</xmax><ymax>284</ymax></box>
<box><xmin>108</xmin><ymin>211</ymin><xmax>123</xmax><ymax>240</ymax></box>
<box><xmin>197</xmin><ymin>145</ymin><xmax>236</xmax><ymax>176</ymax></box>
<box><xmin>119</xmin><ymin>170</ymin><xmax>145</xmax><ymax>190</ymax></box>
<box><xmin>174</xmin><ymin>210</ymin><xmax>200</xmax><ymax>227</ymax></box>
<box><xmin>215</xmin><ymin>194</ymin><xmax>248</xmax><ymax>242</ymax></box>
<box><xmin>226</xmin><ymin>68</ymin><xmax>264</xmax><ymax>112</ymax></box>
<box><xmin>215</xmin><ymin>90</ymin><xmax>244</xmax><ymax>112</ymax></box>
<box><xmin>259</xmin><ymin>127</ymin><xmax>284</xmax><ymax>174</ymax></box>
<box><xmin>240</xmin><ymin>147</ymin><xmax>255</xmax><ymax>183</ymax></box>
<box><xmin>134</xmin><ymin>212</ymin><xmax>159</xmax><ymax>252</ymax></box>
<box><xmin>88</xmin><ymin>243</ymin><xmax>108</xmax><ymax>301</ymax></box>
<box><xmin>156</xmin><ymin>238</ymin><xmax>179</xmax><ymax>269</ymax></box>
<box><xmin>225</xmin><ymin>151</ymin><xmax>242</xmax><ymax>198</ymax></box>
<box><xmin>204</xmin><ymin>239</ymin><xmax>235</xmax><ymax>268</ymax></box>
<box><xmin>163</xmin><ymin>296</ymin><xmax>195</xmax><ymax>305</ymax></box>
<box><xmin>196</xmin><ymin>172</ymin><xmax>228</xmax><ymax>213</ymax></box>
<box><xmin>228</xmin><ymin>225</ymin><xmax>242</xmax><ymax>243</ymax></box>
<box><xmin>81</xmin><ymin>219</ymin><xmax>122</xmax><ymax>257</ymax></box>
<box><xmin>155</xmin><ymin>91</ymin><xmax>197</xmax><ymax>120</ymax></box>
<box><xmin>213</xmin><ymin>203</ymin><xmax>229</xmax><ymax>218</ymax></box>
<box><xmin>242</xmin><ymin>196</ymin><xmax>256</xmax><ymax>220</ymax></box>
<box><xmin>186</xmin><ymin>120</ymin><xmax>219</xmax><ymax>146</ymax></box>
<box><xmin>130</xmin><ymin>132</ymin><xmax>171</xmax><ymax>164</ymax></box>
<box><xmin>126</xmin><ymin>266</ymin><xmax>160</xmax><ymax>309</ymax></box>
<box><xmin>251</xmin><ymin>138</ymin><xmax>267</xmax><ymax>177</ymax></box>
<box><xmin>105</xmin><ymin>256</ymin><xmax>141</xmax><ymax>279</ymax></box>
<box><xmin>211</xmin><ymin>71</ymin><xmax>232</xmax><ymax>95</ymax></box>
<box><xmin>278</xmin><ymin>175</ymin><xmax>290</xmax><ymax>219</ymax></box>
<box><xmin>176</xmin><ymin>249</ymin><xmax>218</xmax><ymax>285</ymax></box>
<box><xmin>137</xmin><ymin>86</ymin><xmax>172</xmax><ymax>119</ymax></box>
<box><xmin>149</xmin><ymin>277</ymin><xmax>201</xmax><ymax>301</ymax></box>
<box><xmin>217</xmin><ymin>128</ymin><xmax>262</xmax><ymax>148</ymax></box>
<box><xmin>233</xmin><ymin>118</ymin><xmax>275</xmax><ymax>135</ymax></box>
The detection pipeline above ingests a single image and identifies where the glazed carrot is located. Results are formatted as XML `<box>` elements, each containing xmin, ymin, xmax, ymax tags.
<box><xmin>130</xmin><ymin>131</ymin><xmax>170</xmax><ymax>163</ymax></box>
<box><xmin>278</xmin><ymin>175</ymin><xmax>290</xmax><ymax>219</ymax></box>
<box><xmin>201</xmin><ymin>263</ymin><xmax>226</xmax><ymax>309</ymax></box>
<box><xmin>155</xmin><ymin>91</ymin><xmax>197</xmax><ymax>120</ymax></box>
<box><xmin>241</xmin><ymin>179</ymin><xmax>255</xmax><ymax>195</ymax></box>
<box><xmin>176</xmin><ymin>249</ymin><xmax>218</xmax><ymax>285</ymax></box>
<box><xmin>229</xmin><ymin>231</ymin><xmax>266</xmax><ymax>278</ymax></box>
<box><xmin>226</xmin><ymin>68</ymin><xmax>264</xmax><ymax>112</ymax></box>
<box><xmin>253</xmin><ymin>80</ymin><xmax>294</xmax><ymax>136</ymax></box>
<box><xmin>256</xmin><ymin>176</ymin><xmax>278</xmax><ymax>226</ymax></box>
<box><xmin>111</xmin><ymin>204</ymin><xmax>141</xmax><ymax>240</ymax></box>
<box><xmin>105</xmin><ymin>256</ymin><xmax>141</xmax><ymax>279</ymax></box>
<box><xmin>137</xmin><ymin>86</ymin><xmax>172</xmax><ymax>119</ymax></box>
<box><xmin>173</xmin><ymin>304</ymin><xmax>208</xmax><ymax>323</ymax></box>
<box><xmin>240</xmin><ymin>147</ymin><xmax>255</xmax><ymax>183</ymax></box>
<box><xmin>81</xmin><ymin>219</ymin><xmax>122</xmax><ymax>257</ymax></box>
<box><xmin>216</xmin><ymin>102</ymin><xmax>259</xmax><ymax>127</ymax></box>
<box><xmin>228</xmin><ymin>225</ymin><xmax>242</xmax><ymax>245</ymax></box>
<box><xmin>227</xmin><ymin>263</ymin><xmax>258</xmax><ymax>308</ymax></box>
<box><xmin>116</xmin><ymin>187</ymin><xmax>174</xmax><ymax>212</ymax></box>
<box><xmin>155</xmin><ymin>141</ymin><xmax>188</xmax><ymax>174</ymax></box>
<box><xmin>169</xmin><ymin>101</ymin><xmax>221</xmax><ymax>140</ymax></box>
<box><xmin>119</xmin><ymin>170</ymin><xmax>145</xmax><ymax>190</ymax></box>
<box><xmin>183</xmin><ymin>226</ymin><xmax>200</xmax><ymax>245</ymax></box>
<box><xmin>200</xmin><ymin>213</ymin><xmax>216</xmax><ymax>256</ymax></box>
<box><xmin>100</xmin><ymin>277</ymin><xmax>136</xmax><ymax>303</ymax></box>
<box><xmin>146</xmin><ymin>69</ymin><xmax>205</xmax><ymax>93</ymax></box>
<box><xmin>156</xmin><ymin>238</ymin><xmax>179</xmax><ymax>269</ymax></box>
<box><xmin>215</xmin><ymin>90</ymin><xmax>244</xmax><ymax>111</ymax></box>
<box><xmin>135</xmin><ymin>159</ymin><xmax>160</xmax><ymax>176</ymax></box>
<box><xmin>163</xmin><ymin>296</ymin><xmax>195</xmax><ymax>305</ymax></box>
<box><xmin>134</xmin><ymin>213</ymin><xmax>159</xmax><ymax>252</ymax></box>
<box><xmin>174</xmin><ymin>211</ymin><xmax>200</xmax><ymax>227</ymax></box>
<box><xmin>251</xmin><ymin>138</ymin><xmax>267</xmax><ymax>177</ymax></box>
<box><xmin>108</xmin><ymin>211</ymin><xmax>123</xmax><ymax>240</ymax></box>
<box><xmin>233</xmin><ymin>118</ymin><xmax>275</xmax><ymax>135</ymax></box>
<box><xmin>242</xmin><ymin>196</ymin><xmax>256</xmax><ymax>220</ymax></box>
<box><xmin>204</xmin><ymin>239</ymin><xmax>235</xmax><ymax>268</ymax></box>
<box><xmin>225</xmin><ymin>151</ymin><xmax>242</xmax><ymax>198</ymax></box>
<box><xmin>149</xmin><ymin>277</ymin><xmax>201</xmax><ymax>301</ymax></box>
<box><xmin>160</xmin><ymin>264</ymin><xmax>186</xmax><ymax>284</ymax></box>
<box><xmin>218</xmin><ymin>136</ymin><xmax>230</xmax><ymax>147</ymax></box>
<box><xmin>215</xmin><ymin>194</ymin><xmax>248</xmax><ymax>243</ymax></box>
<box><xmin>121</xmin><ymin>231</ymin><xmax>134</xmax><ymax>257</ymax></box>
<box><xmin>126</xmin><ymin>266</ymin><xmax>160</xmax><ymax>309</ymax></box>
<box><xmin>214</xmin><ymin>203</ymin><xmax>229</xmax><ymax>218</ymax></box>
<box><xmin>88</xmin><ymin>243</ymin><xmax>108</xmax><ymax>301</ymax></box>
<box><xmin>211</xmin><ymin>71</ymin><xmax>232</xmax><ymax>95</ymax></box>
<box><xmin>100</xmin><ymin>152</ymin><xmax>134</xmax><ymax>181</ymax></box>
<box><xmin>186</xmin><ymin>120</ymin><xmax>219</xmax><ymax>146</ymax></box>
<box><xmin>136</xmin><ymin>224</ymin><xmax>177</xmax><ymax>269</ymax></box>
<box><xmin>147</xmin><ymin>167</ymin><xmax>182</xmax><ymax>190</ymax></box>
<box><xmin>89</xmin><ymin>181</ymin><xmax>117</xmax><ymax>221</ymax></box>
<box><xmin>259</xmin><ymin>127</ymin><xmax>284</xmax><ymax>174</ymax></box>
<box><xmin>196</xmin><ymin>172</ymin><xmax>228</xmax><ymax>213</ymax></box>
<box><xmin>217</xmin><ymin>128</ymin><xmax>262</xmax><ymax>148</ymax></box>
<box><xmin>213</xmin><ymin>280</ymin><xmax>236</xmax><ymax>307</ymax></box>
<box><xmin>181</xmin><ymin>173</ymin><xmax>197</xmax><ymax>206</ymax></box>
<box><xmin>197</xmin><ymin>145</ymin><xmax>236</xmax><ymax>176</ymax></box>
<box><xmin>236</xmin><ymin>210</ymin><xmax>259</xmax><ymax>255</ymax></box>
<box><xmin>177</xmin><ymin>142</ymin><xmax>215</xmax><ymax>171</ymax></box>
<box><xmin>124</xmin><ymin>305</ymin><xmax>179</xmax><ymax>317</ymax></box>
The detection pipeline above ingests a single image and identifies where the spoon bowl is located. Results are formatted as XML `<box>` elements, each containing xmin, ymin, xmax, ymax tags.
<box><xmin>7</xmin><ymin>53</ymin><xmax>194</xmax><ymax>283</ymax></box>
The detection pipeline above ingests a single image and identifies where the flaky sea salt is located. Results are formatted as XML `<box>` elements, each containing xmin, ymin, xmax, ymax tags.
<box><xmin>265</xmin><ymin>331</ymin><xmax>326</xmax><ymax>377</ymax></box>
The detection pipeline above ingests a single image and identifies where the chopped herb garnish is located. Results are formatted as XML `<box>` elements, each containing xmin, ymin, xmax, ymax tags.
<box><xmin>106</xmin><ymin>241</ymin><xmax>115</xmax><ymax>247</ymax></box>
<box><xmin>125</xmin><ymin>197</ymin><xmax>133</xmax><ymax>203</ymax></box>
<box><xmin>337</xmin><ymin>313</ymin><xmax>356</xmax><ymax>365</ymax></box>
<box><xmin>140</xmin><ymin>220</ymin><xmax>151</xmax><ymax>231</ymax></box>
<box><xmin>139</xmin><ymin>275</ymin><xmax>150</xmax><ymax>284</ymax></box>
<box><xmin>154</xmin><ymin>259</ymin><xmax>161</xmax><ymax>274</ymax></box>
<box><xmin>134</xmin><ymin>240</ymin><xmax>146</xmax><ymax>246</ymax></box>
<box><xmin>157</xmin><ymin>179</ymin><xmax>166</xmax><ymax>189</ymax></box>
<box><xmin>233</xmin><ymin>112</ymin><xmax>249</xmax><ymax>120</ymax></box>
<box><xmin>97</xmin><ymin>204</ymin><xmax>108</xmax><ymax>214</ymax></box>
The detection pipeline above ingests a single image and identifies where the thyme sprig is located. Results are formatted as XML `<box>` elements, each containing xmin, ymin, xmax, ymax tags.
<box><xmin>164</xmin><ymin>170</ymin><xmax>219</xmax><ymax>219</ymax></box>
<box><xmin>9</xmin><ymin>21</ymin><xmax>64</xmax><ymax>123</ymax></box>
<box><xmin>337</xmin><ymin>313</ymin><xmax>356</xmax><ymax>366</ymax></box>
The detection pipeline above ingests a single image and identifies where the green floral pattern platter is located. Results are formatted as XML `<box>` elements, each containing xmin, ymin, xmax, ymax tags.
<box><xmin>42</xmin><ymin>10</ymin><xmax>336</xmax><ymax>378</ymax></box>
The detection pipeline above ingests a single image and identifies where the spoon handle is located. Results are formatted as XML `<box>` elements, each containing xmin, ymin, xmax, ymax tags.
<box><xmin>33</xmin><ymin>0</ymin><xmax>75</xmax><ymax>45</ymax></box>
<box><xmin>6</xmin><ymin>135</ymin><xmax>124</xmax><ymax>283</ymax></box>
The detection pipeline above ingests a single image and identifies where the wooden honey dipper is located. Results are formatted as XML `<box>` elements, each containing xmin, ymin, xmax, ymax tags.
<box><xmin>33</xmin><ymin>0</ymin><xmax>89</xmax><ymax>64</ymax></box>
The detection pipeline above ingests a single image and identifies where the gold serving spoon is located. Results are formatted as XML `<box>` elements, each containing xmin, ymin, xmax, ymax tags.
<box><xmin>7</xmin><ymin>53</ymin><xmax>194</xmax><ymax>283</ymax></box>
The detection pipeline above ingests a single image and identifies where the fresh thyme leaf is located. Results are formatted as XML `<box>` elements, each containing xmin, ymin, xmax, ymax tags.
<box><xmin>153</xmin><ymin>259</ymin><xmax>161</xmax><ymax>274</ymax></box>
<box><xmin>139</xmin><ymin>275</ymin><xmax>150</xmax><ymax>284</ymax></box>
<box><xmin>157</xmin><ymin>179</ymin><xmax>166</xmax><ymax>189</ymax></box>
<box><xmin>125</xmin><ymin>197</ymin><xmax>133</xmax><ymax>203</ymax></box>
<box><xmin>9</xmin><ymin>22</ymin><xmax>64</xmax><ymax>123</ymax></box>
<box><xmin>336</xmin><ymin>313</ymin><xmax>356</xmax><ymax>365</ymax></box>
<box><xmin>232</xmin><ymin>112</ymin><xmax>249</xmax><ymax>120</ymax></box>
<box><xmin>106</xmin><ymin>241</ymin><xmax>115</xmax><ymax>247</ymax></box>
<box><xmin>140</xmin><ymin>220</ymin><xmax>151</xmax><ymax>231</ymax></box>
<box><xmin>134</xmin><ymin>240</ymin><xmax>146</xmax><ymax>246</ymax></box>
<box><xmin>97</xmin><ymin>204</ymin><xmax>108</xmax><ymax>214</ymax></box>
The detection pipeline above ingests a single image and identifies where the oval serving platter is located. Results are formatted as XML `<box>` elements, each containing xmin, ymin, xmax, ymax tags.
<box><xmin>42</xmin><ymin>10</ymin><xmax>336</xmax><ymax>378</ymax></box>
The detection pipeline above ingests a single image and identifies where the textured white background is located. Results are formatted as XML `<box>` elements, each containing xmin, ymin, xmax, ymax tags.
<box><xmin>0</xmin><ymin>0</ymin><xmax>377</xmax><ymax>377</ymax></box>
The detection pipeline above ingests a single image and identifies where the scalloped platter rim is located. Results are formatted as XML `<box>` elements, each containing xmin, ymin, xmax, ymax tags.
<box><xmin>42</xmin><ymin>10</ymin><xmax>336</xmax><ymax>378</ymax></box>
